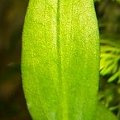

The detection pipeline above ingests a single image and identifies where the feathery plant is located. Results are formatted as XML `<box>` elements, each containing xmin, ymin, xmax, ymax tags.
<box><xmin>100</xmin><ymin>38</ymin><xmax>120</xmax><ymax>83</ymax></box>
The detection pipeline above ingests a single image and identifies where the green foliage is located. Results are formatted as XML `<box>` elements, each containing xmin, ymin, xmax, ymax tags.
<box><xmin>95</xmin><ymin>0</ymin><xmax>120</xmax><ymax>118</ymax></box>
<box><xmin>99</xmin><ymin>38</ymin><xmax>120</xmax><ymax>119</ymax></box>
<box><xmin>22</xmin><ymin>0</ymin><xmax>99</xmax><ymax>120</ymax></box>
<box><xmin>100</xmin><ymin>38</ymin><xmax>120</xmax><ymax>83</ymax></box>
<box><xmin>22</xmin><ymin>0</ymin><xmax>119</xmax><ymax>120</ymax></box>
<box><xmin>96</xmin><ymin>103</ymin><xmax>118</xmax><ymax>120</ymax></box>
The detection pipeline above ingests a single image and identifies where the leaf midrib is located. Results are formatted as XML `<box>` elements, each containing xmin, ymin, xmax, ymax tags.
<box><xmin>56</xmin><ymin>1</ymin><xmax>68</xmax><ymax>120</ymax></box>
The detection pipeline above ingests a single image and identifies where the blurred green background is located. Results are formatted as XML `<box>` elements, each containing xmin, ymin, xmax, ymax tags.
<box><xmin>0</xmin><ymin>0</ymin><xmax>120</xmax><ymax>120</ymax></box>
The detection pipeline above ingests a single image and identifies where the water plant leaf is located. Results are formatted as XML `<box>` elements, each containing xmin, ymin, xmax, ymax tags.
<box><xmin>22</xmin><ymin>0</ymin><xmax>99</xmax><ymax>120</ymax></box>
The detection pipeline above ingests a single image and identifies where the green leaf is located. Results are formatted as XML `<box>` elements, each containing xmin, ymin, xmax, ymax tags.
<box><xmin>22</xmin><ymin>0</ymin><xmax>99</xmax><ymax>120</ymax></box>
<box><xmin>108</xmin><ymin>71</ymin><xmax>119</xmax><ymax>82</ymax></box>
<box><xmin>96</xmin><ymin>103</ymin><xmax>118</xmax><ymax>120</ymax></box>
